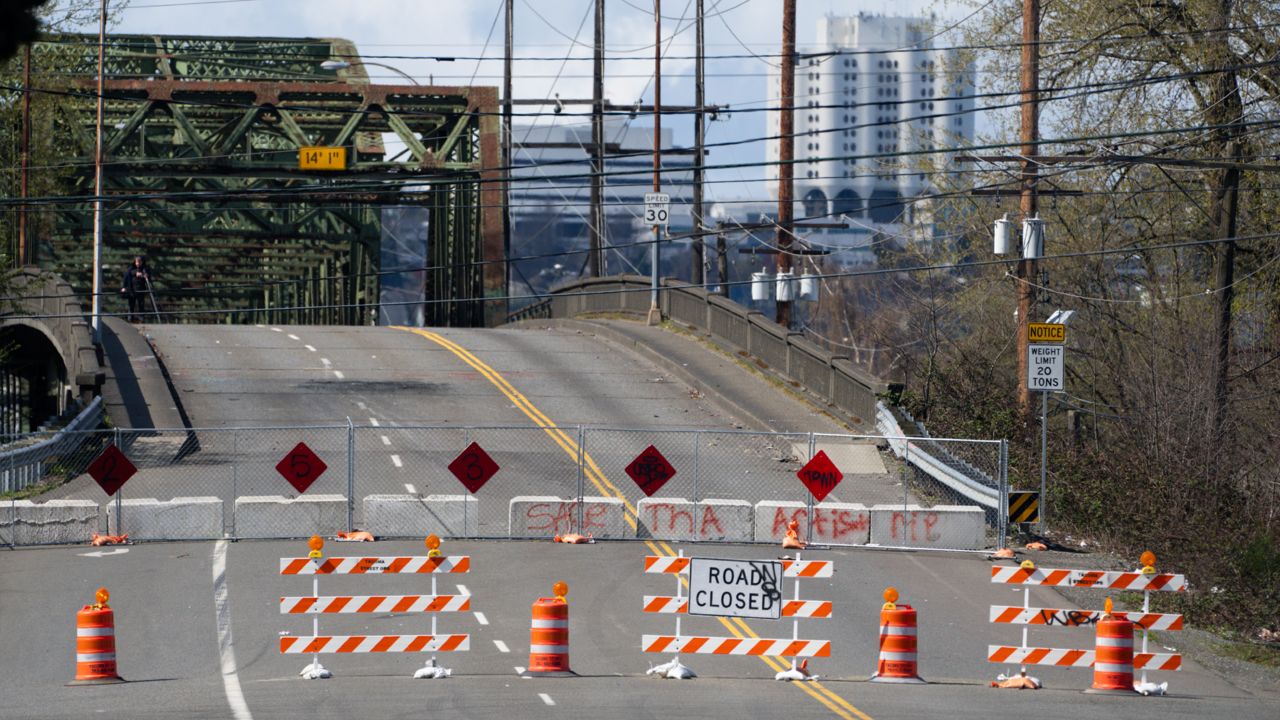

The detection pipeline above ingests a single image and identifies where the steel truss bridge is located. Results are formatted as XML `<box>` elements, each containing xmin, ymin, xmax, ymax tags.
<box><xmin>28</xmin><ymin>34</ymin><xmax>502</xmax><ymax>326</ymax></box>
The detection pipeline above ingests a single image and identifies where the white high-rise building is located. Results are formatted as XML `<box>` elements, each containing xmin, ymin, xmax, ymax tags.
<box><xmin>766</xmin><ymin>14</ymin><xmax>976</xmax><ymax>226</ymax></box>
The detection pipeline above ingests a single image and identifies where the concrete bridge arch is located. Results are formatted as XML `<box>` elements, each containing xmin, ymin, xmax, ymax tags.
<box><xmin>0</xmin><ymin>268</ymin><xmax>103</xmax><ymax>433</ymax></box>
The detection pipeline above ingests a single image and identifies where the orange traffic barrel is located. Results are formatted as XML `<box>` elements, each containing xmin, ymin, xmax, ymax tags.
<box><xmin>1088</xmin><ymin>616</ymin><xmax>1136</xmax><ymax>694</ymax></box>
<box><xmin>871</xmin><ymin>603</ymin><xmax>925</xmax><ymax>684</ymax></box>
<box><xmin>523</xmin><ymin>597</ymin><xmax>575</xmax><ymax>677</ymax></box>
<box><xmin>71</xmin><ymin>592</ymin><xmax>124</xmax><ymax>685</ymax></box>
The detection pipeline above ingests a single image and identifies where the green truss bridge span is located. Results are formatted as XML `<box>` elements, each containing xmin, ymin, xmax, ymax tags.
<box><xmin>21</xmin><ymin>33</ymin><xmax>502</xmax><ymax>326</ymax></box>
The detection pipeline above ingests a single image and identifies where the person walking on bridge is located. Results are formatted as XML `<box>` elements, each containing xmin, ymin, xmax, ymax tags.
<box><xmin>120</xmin><ymin>255</ymin><xmax>153</xmax><ymax>323</ymax></box>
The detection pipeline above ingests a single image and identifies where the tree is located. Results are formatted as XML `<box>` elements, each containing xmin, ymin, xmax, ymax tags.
<box><xmin>857</xmin><ymin>2</ymin><xmax>1280</xmax><ymax>634</ymax></box>
<box><xmin>0</xmin><ymin>1</ymin><xmax>46</xmax><ymax>62</ymax></box>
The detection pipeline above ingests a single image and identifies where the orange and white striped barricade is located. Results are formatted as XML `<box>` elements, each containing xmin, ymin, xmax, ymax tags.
<box><xmin>988</xmin><ymin>553</ymin><xmax>1185</xmax><ymax>694</ymax></box>
<box><xmin>70</xmin><ymin>587</ymin><xmax>124</xmax><ymax>685</ymax></box>
<box><xmin>871</xmin><ymin>587</ymin><xmax>924</xmax><ymax>683</ymax></box>
<box><xmin>279</xmin><ymin>535</ymin><xmax>470</xmax><ymax>679</ymax></box>
<box><xmin>641</xmin><ymin>551</ymin><xmax>832</xmax><ymax>680</ymax></box>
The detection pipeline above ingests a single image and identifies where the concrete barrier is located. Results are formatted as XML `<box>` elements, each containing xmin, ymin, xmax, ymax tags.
<box><xmin>508</xmin><ymin>495</ymin><xmax>628</xmax><ymax>538</ymax></box>
<box><xmin>0</xmin><ymin>499</ymin><xmax>101</xmax><ymax>545</ymax></box>
<box><xmin>363</xmin><ymin>494</ymin><xmax>478</xmax><ymax>537</ymax></box>
<box><xmin>869</xmin><ymin>504</ymin><xmax>986</xmax><ymax>550</ymax></box>
<box><xmin>636</xmin><ymin>498</ymin><xmax>753</xmax><ymax>542</ymax></box>
<box><xmin>234</xmin><ymin>494</ymin><xmax>347</xmax><ymax>539</ymax></box>
<box><xmin>753</xmin><ymin>501</ymin><xmax>870</xmax><ymax>545</ymax></box>
<box><xmin>107</xmin><ymin>497</ymin><xmax>223</xmax><ymax>540</ymax></box>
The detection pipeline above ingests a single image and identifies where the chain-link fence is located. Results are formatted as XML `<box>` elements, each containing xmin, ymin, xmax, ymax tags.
<box><xmin>1</xmin><ymin>423</ymin><xmax>1006</xmax><ymax>550</ymax></box>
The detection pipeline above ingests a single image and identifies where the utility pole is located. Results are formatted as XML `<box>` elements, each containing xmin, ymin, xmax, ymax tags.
<box><xmin>19</xmin><ymin>44</ymin><xmax>32</xmax><ymax>266</ymax></box>
<box><xmin>691</xmin><ymin>0</ymin><xmax>705</xmax><ymax>286</ymax></box>
<box><xmin>589</xmin><ymin>0</ymin><xmax>605</xmax><ymax>277</ymax></box>
<box><xmin>716</xmin><ymin>230</ymin><xmax>728</xmax><ymax>296</ymax></box>
<box><xmin>647</xmin><ymin>0</ymin><xmax>662</xmax><ymax>325</ymax></box>
<box><xmin>775</xmin><ymin>0</ymin><xmax>796</xmax><ymax>328</ymax></box>
<box><xmin>1015</xmin><ymin>0</ymin><xmax>1040</xmax><ymax>423</ymax></box>
<box><xmin>91</xmin><ymin>0</ymin><xmax>108</xmax><ymax>341</ymax></box>
<box><xmin>503</xmin><ymin>0</ymin><xmax>514</xmax><ymax>314</ymax></box>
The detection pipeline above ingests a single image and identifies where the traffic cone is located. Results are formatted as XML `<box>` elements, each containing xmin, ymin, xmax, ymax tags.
<box><xmin>522</xmin><ymin>582</ymin><xmax>576</xmax><ymax>677</ymax></box>
<box><xmin>69</xmin><ymin>588</ymin><xmax>124</xmax><ymax>685</ymax></box>
<box><xmin>870</xmin><ymin>587</ymin><xmax>925</xmax><ymax>684</ymax></box>
<box><xmin>1087</xmin><ymin>599</ymin><xmax>1136</xmax><ymax>694</ymax></box>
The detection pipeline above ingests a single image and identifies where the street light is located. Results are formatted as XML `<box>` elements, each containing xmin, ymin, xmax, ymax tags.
<box><xmin>320</xmin><ymin>59</ymin><xmax>423</xmax><ymax>85</ymax></box>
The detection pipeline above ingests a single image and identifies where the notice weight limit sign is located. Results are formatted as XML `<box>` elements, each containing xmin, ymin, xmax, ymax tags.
<box><xmin>688</xmin><ymin>557</ymin><xmax>783</xmax><ymax>620</ymax></box>
<box><xmin>1027</xmin><ymin>344</ymin><xmax>1064</xmax><ymax>391</ymax></box>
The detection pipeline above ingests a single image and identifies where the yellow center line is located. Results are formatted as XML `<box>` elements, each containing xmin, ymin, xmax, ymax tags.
<box><xmin>396</xmin><ymin>326</ymin><xmax>872</xmax><ymax>720</ymax></box>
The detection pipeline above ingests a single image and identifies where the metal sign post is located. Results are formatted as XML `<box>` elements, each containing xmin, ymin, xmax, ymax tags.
<box><xmin>1026</xmin><ymin>322</ymin><xmax>1065</xmax><ymax>532</ymax></box>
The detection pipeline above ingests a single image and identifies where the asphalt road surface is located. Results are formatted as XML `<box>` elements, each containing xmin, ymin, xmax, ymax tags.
<box><xmin>6</xmin><ymin>322</ymin><xmax>1274</xmax><ymax>719</ymax></box>
<box><xmin>2</xmin><ymin>540</ymin><xmax>1275</xmax><ymax>720</ymax></box>
<box><xmin>49</xmin><ymin>323</ymin><xmax>906</xmax><ymax>534</ymax></box>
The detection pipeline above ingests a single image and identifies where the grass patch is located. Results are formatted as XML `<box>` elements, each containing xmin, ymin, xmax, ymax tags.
<box><xmin>1211</xmin><ymin>639</ymin><xmax>1280</xmax><ymax>668</ymax></box>
<box><xmin>0</xmin><ymin>478</ymin><xmax>64</xmax><ymax>501</ymax></box>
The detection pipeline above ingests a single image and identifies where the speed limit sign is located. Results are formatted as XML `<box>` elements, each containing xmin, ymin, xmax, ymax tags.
<box><xmin>644</xmin><ymin>192</ymin><xmax>671</xmax><ymax>227</ymax></box>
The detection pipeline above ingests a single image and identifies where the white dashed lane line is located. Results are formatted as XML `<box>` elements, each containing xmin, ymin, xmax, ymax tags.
<box><xmin>404</xmin><ymin>483</ymin><xmax>417</xmax><ymax>494</ymax></box>
<box><xmin>493</xmin><ymin>640</ymin><xmax>510</xmax><ymax>653</ymax></box>
<box><xmin>381</xmin><ymin>435</ymin><xmax>392</xmax><ymax>446</ymax></box>
<box><xmin>369</xmin><ymin>417</ymin><xmax>380</xmax><ymax>427</ymax></box>
<box><xmin>320</xmin><ymin>358</ymin><xmax>331</xmax><ymax>368</ymax></box>
<box><xmin>390</xmin><ymin>454</ymin><xmax>403</xmax><ymax>468</ymax></box>
<box><xmin>515</xmin><ymin>666</ymin><xmax>526</xmax><ymax>675</ymax></box>
<box><xmin>473</xmin><ymin>612</ymin><xmax>488</xmax><ymax>626</ymax></box>
<box><xmin>271</xmin><ymin>327</ymin><xmax>282</xmax><ymax>333</ymax></box>
<box><xmin>357</xmin><ymin>401</ymin><xmax>367</xmax><ymax>410</ymax></box>
<box><xmin>287</xmin><ymin>334</ymin><xmax>300</xmax><ymax>341</ymax></box>
<box><xmin>305</xmin><ymin>345</ymin><xmax>317</xmax><ymax>353</ymax></box>
<box><xmin>539</xmin><ymin>694</ymin><xmax>555</xmax><ymax>706</ymax></box>
<box><xmin>333</xmin><ymin>371</ymin><xmax>344</xmax><ymax>380</ymax></box>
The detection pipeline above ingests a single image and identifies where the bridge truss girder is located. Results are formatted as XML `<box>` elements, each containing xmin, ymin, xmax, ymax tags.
<box><xmin>36</xmin><ymin>35</ymin><xmax>502</xmax><ymax>327</ymax></box>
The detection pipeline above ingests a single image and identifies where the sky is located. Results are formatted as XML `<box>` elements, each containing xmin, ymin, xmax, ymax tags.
<box><xmin>60</xmin><ymin>0</ymin><xmax>970</xmax><ymax>202</ymax></box>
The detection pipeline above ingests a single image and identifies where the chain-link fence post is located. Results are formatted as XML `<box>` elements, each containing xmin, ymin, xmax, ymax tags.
<box><xmin>346</xmin><ymin>417</ymin><xmax>355</xmax><ymax>533</ymax></box>
<box><xmin>113</xmin><ymin>426</ymin><xmax>123</xmax><ymax>535</ymax></box>
<box><xmin>691</xmin><ymin>430</ymin><xmax>701</xmax><ymax>505</ymax></box>
<box><xmin>230</xmin><ymin>428</ymin><xmax>239</xmax><ymax>538</ymax></box>
<box><xmin>575</xmin><ymin>426</ymin><xmax>586</xmax><ymax>534</ymax></box>
<box><xmin>805</xmin><ymin>432</ymin><xmax>816</xmax><ymax>544</ymax></box>
<box><xmin>5</xmin><ymin>447</ymin><xmax>14</xmax><ymax>548</ymax></box>
<box><xmin>902</xmin><ymin>437</ymin><xmax>911</xmax><ymax>511</ymax></box>
<box><xmin>463</xmin><ymin>428</ymin><xmax>471</xmax><ymax>539</ymax></box>
<box><xmin>998</xmin><ymin>439</ymin><xmax>1009</xmax><ymax>549</ymax></box>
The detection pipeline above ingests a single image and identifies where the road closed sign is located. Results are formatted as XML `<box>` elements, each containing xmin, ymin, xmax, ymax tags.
<box><xmin>1027</xmin><ymin>344</ymin><xmax>1065</xmax><ymax>391</ymax></box>
<box><xmin>688</xmin><ymin>557</ymin><xmax>783</xmax><ymax>620</ymax></box>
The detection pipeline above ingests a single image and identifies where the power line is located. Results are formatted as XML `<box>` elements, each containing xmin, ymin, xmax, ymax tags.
<box><xmin>6</xmin><ymin>232</ymin><xmax>1277</xmax><ymax>322</ymax></box>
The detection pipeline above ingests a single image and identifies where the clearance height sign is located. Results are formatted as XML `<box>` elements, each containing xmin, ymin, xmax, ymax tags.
<box><xmin>688</xmin><ymin>558</ymin><xmax>783</xmax><ymax>620</ymax></box>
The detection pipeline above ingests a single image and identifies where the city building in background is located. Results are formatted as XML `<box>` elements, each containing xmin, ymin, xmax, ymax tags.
<box><xmin>508</xmin><ymin>118</ymin><xmax>695</xmax><ymax>297</ymax></box>
<box><xmin>757</xmin><ymin>13</ymin><xmax>976</xmax><ymax>260</ymax></box>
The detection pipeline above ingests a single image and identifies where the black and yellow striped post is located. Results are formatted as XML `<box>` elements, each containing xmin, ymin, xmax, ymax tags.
<box><xmin>1008</xmin><ymin>491</ymin><xmax>1040</xmax><ymax>524</ymax></box>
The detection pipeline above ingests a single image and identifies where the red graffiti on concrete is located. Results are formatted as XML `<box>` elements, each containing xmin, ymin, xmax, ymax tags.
<box><xmin>769</xmin><ymin>506</ymin><xmax>869</xmax><ymax>542</ymax></box>
<box><xmin>889</xmin><ymin>511</ymin><xmax>941</xmax><ymax>543</ymax></box>
<box><xmin>644</xmin><ymin>503</ymin><xmax>727</xmax><ymax>539</ymax></box>
<box><xmin>524</xmin><ymin>501</ymin><xmax>610</xmax><ymax>535</ymax></box>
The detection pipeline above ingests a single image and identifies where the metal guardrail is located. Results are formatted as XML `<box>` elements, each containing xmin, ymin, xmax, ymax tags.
<box><xmin>876</xmin><ymin>400</ymin><xmax>1007</xmax><ymax>538</ymax></box>
<box><xmin>1</xmin><ymin>396</ymin><xmax>104</xmax><ymax>494</ymax></box>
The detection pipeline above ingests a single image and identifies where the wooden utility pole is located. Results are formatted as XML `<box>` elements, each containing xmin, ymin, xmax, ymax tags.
<box><xmin>691</xmin><ymin>0</ymin><xmax>705</xmax><ymax>286</ymax></box>
<box><xmin>90</xmin><ymin>0</ymin><xmax>107</xmax><ymax>340</ymax></box>
<box><xmin>589</xmin><ymin>0</ymin><xmax>606</xmax><ymax>277</ymax></box>
<box><xmin>1015</xmin><ymin>0</ymin><xmax>1040</xmax><ymax>422</ymax></box>
<box><xmin>19</xmin><ymin>44</ymin><xmax>32</xmax><ymax>266</ymax></box>
<box><xmin>647</xmin><ymin>0</ymin><xmax>662</xmax><ymax>325</ymax></box>
<box><xmin>503</xmin><ymin>0</ymin><xmax>514</xmax><ymax>313</ymax></box>
<box><xmin>775</xmin><ymin>0</ymin><xmax>796</xmax><ymax>328</ymax></box>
